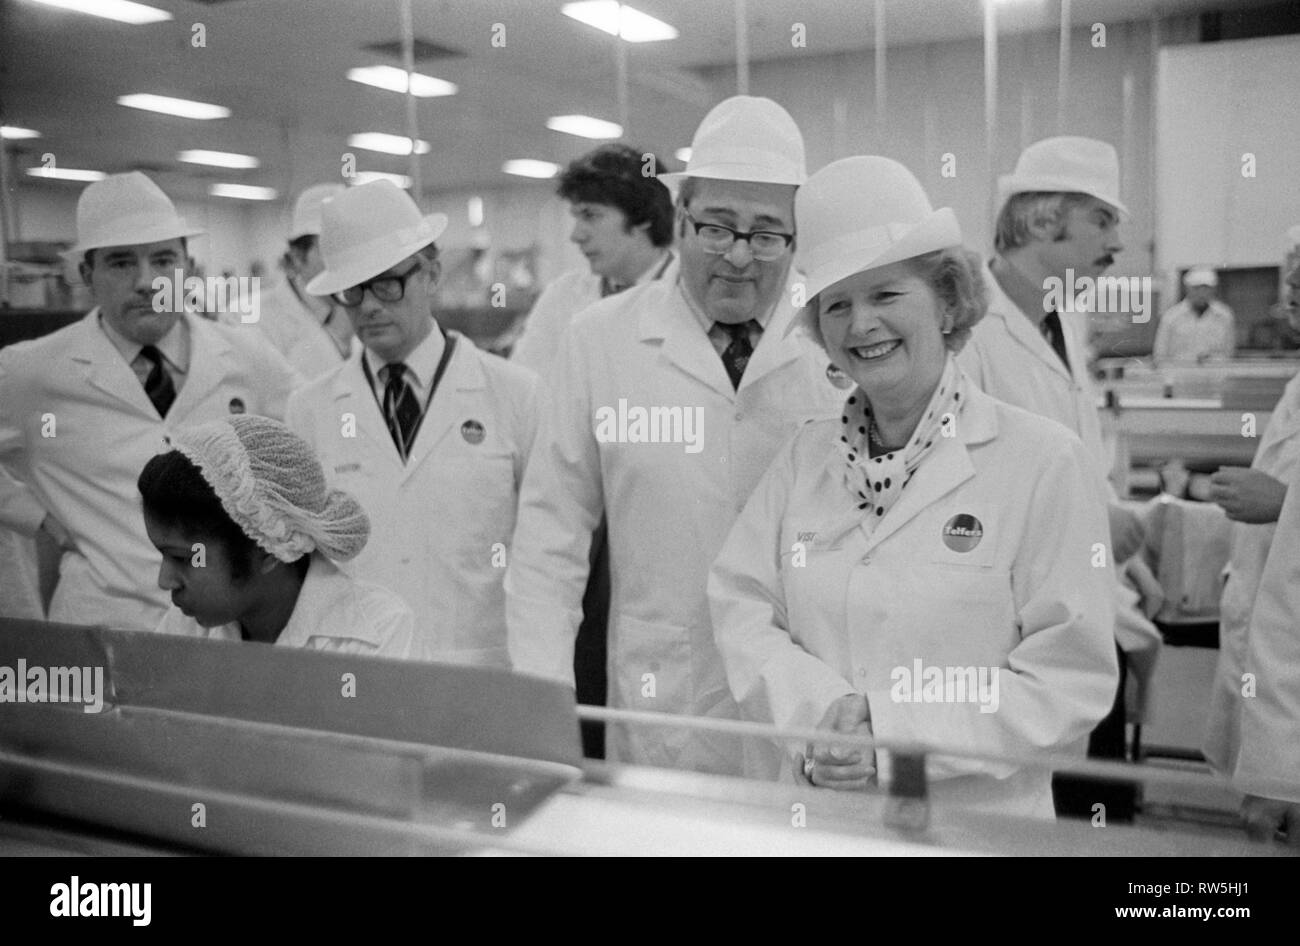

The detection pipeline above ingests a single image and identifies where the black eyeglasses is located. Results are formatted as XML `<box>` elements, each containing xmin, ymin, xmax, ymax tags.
<box><xmin>683</xmin><ymin>212</ymin><xmax>794</xmax><ymax>261</ymax></box>
<box><xmin>331</xmin><ymin>260</ymin><xmax>423</xmax><ymax>307</ymax></box>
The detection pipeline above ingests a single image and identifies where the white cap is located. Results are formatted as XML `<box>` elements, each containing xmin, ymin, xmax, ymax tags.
<box><xmin>1184</xmin><ymin>267</ymin><xmax>1218</xmax><ymax>288</ymax></box>
<box><xmin>795</xmin><ymin>156</ymin><xmax>962</xmax><ymax>301</ymax></box>
<box><xmin>659</xmin><ymin>95</ymin><xmax>806</xmax><ymax>190</ymax></box>
<box><xmin>305</xmin><ymin>181</ymin><xmax>448</xmax><ymax>296</ymax></box>
<box><xmin>289</xmin><ymin>183</ymin><xmax>346</xmax><ymax>241</ymax></box>
<box><xmin>997</xmin><ymin>136</ymin><xmax>1129</xmax><ymax>217</ymax></box>
<box><xmin>66</xmin><ymin>171</ymin><xmax>204</xmax><ymax>258</ymax></box>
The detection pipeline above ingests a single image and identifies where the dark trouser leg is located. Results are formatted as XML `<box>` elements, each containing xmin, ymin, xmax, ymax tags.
<box><xmin>1052</xmin><ymin>645</ymin><xmax>1138</xmax><ymax>821</ymax></box>
<box><xmin>573</xmin><ymin>518</ymin><xmax>610</xmax><ymax>759</ymax></box>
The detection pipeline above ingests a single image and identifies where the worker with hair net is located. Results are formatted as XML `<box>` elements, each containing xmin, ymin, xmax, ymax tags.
<box><xmin>138</xmin><ymin>413</ymin><xmax>421</xmax><ymax>659</ymax></box>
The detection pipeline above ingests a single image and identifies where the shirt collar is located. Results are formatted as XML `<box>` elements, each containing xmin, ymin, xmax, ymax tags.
<box><xmin>363</xmin><ymin>322</ymin><xmax>445</xmax><ymax>389</ymax></box>
<box><xmin>273</xmin><ymin>554</ymin><xmax>385</xmax><ymax>649</ymax></box>
<box><xmin>98</xmin><ymin>309</ymin><xmax>190</xmax><ymax>372</ymax></box>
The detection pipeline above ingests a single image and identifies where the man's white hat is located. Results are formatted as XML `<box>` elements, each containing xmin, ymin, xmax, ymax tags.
<box><xmin>997</xmin><ymin>136</ymin><xmax>1129</xmax><ymax>217</ymax></box>
<box><xmin>66</xmin><ymin>171</ymin><xmax>204</xmax><ymax>258</ymax></box>
<box><xmin>305</xmin><ymin>180</ymin><xmax>448</xmax><ymax>296</ymax></box>
<box><xmin>795</xmin><ymin>156</ymin><xmax>962</xmax><ymax>301</ymax></box>
<box><xmin>1184</xmin><ymin>267</ymin><xmax>1218</xmax><ymax>288</ymax></box>
<box><xmin>659</xmin><ymin>95</ymin><xmax>806</xmax><ymax>190</ymax></box>
<box><xmin>289</xmin><ymin>183</ymin><xmax>346</xmax><ymax>241</ymax></box>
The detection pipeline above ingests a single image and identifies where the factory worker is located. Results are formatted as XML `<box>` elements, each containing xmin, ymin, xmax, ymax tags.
<box><xmin>511</xmin><ymin>143</ymin><xmax>675</xmax><ymax>756</ymax></box>
<box><xmin>955</xmin><ymin>137</ymin><xmax>1160</xmax><ymax>788</ymax></box>
<box><xmin>286</xmin><ymin>181</ymin><xmax>537</xmax><ymax>666</ymax></box>
<box><xmin>505</xmin><ymin>96</ymin><xmax>848</xmax><ymax>775</ymax></box>
<box><xmin>1152</xmin><ymin>267</ymin><xmax>1236</xmax><ymax>365</ymax></box>
<box><xmin>255</xmin><ymin>183</ymin><xmax>356</xmax><ymax>379</ymax></box>
<box><xmin>708</xmin><ymin>157</ymin><xmax>1118</xmax><ymax>816</ymax></box>
<box><xmin>1204</xmin><ymin>247</ymin><xmax>1300</xmax><ymax>776</ymax></box>
<box><xmin>1232</xmin><ymin>464</ymin><xmax>1300</xmax><ymax>847</ymax></box>
<box><xmin>143</xmin><ymin>414</ymin><xmax>418</xmax><ymax>659</ymax></box>
<box><xmin>512</xmin><ymin>143</ymin><xmax>676</xmax><ymax>379</ymax></box>
<box><xmin>0</xmin><ymin>172</ymin><xmax>300</xmax><ymax>633</ymax></box>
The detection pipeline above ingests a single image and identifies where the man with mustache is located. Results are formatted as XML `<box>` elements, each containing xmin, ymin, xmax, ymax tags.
<box><xmin>0</xmin><ymin>172</ymin><xmax>299</xmax><ymax>631</ymax></box>
<box><xmin>956</xmin><ymin>137</ymin><xmax>1159</xmax><ymax>816</ymax></box>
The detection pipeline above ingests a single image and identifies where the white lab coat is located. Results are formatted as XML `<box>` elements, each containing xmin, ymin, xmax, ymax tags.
<box><xmin>255</xmin><ymin>278</ymin><xmax>355</xmax><ymax>381</ymax></box>
<box><xmin>1204</xmin><ymin>372</ymin><xmax>1300</xmax><ymax>774</ymax></box>
<box><xmin>286</xmin><ymin>332</ymin><xmax>538</xmax><ymax>667</ymax></box>
<box><xmin>505</xmin><ymin>275</ymin><xmax>847</xmax><ymax>775</ymax></box>
<box><xmin>959</xmin><ymin>263</ymin><xmax>1162</xmax><ymax>660</ymax></box>
<box><xmin>1232</xmin><ymin>463</ymin><xmax>1300</xmax><ymax>804</ymax></box>
<box><xmin>0</xmin><ymin>530</ymin><xmax>41</xmax><ymax>618</ymax></box>
<box><xmin>708</xmin><ymin>383</ymin><xmax>1118</xmax><ymax>818</ymax></box>
<box><xmin>156</xmin><ymin>552</ymin><xmax>420</xmax><ymax>660</ymax></box>
<box><xmin>0</xmin><ymin>309</ymin><xmax>301</xmax><ymax>632</ymax></box>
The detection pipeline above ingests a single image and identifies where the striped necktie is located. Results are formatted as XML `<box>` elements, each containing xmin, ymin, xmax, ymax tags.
<box><xmin>381</xmin><ymin>362</ymin><xmax>421</xmax><ymax>461</ymax></box>
<box><xmin>138</xmin><ymin>345</ymin><xmax>176</xmax><ymax>417</ymax></box>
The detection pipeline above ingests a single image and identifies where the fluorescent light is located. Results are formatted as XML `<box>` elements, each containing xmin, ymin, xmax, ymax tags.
<box><xmin>468</xmin><ymin>196</ymin><xmax>484</xmax><ymax>227</ymax></box>
<box><xmin>26</xmin><ymin>167</ymin><xmax>106</xmax><ymax>182</ymax></box>
<box><xmin>2</xmin><ymin>126</ymin><xmax>42</xmax><ymax>140</ymax></box>
<box><xmin>347</xmin><ymin>132</ymin><xmax>431</xmax><ymax>156</ymax></box>
<box><xmin>547</xmin><ymin>114</ymin><xmax>622</xmax><ymax>140</ymax></box>
<box><xmin>26</xmin><ymin>0</ymin><xmax>171</xmax><ymax>25</ymax></box>
<box><xmin>346</xmin><ymin>66</ymin><xmax>457</xmax><ymax>98</ymax></box>
<box><xmin>675</xmin><ymin>147</ymin><xmax>692</xmax><ymax>163</ymax></box>
<box><xmin>503</xmin><ymin>159</ymin><xmax>561</xmax><ymax>179</ymax></box>
<box><xmin>562</xmin><ymin>1</ymin><xmax>678</xmax><ymax>42</ymax></box>
<box><xmin>118</xmin><ymin>94</ymin><xmax>231</xmax><ymax>120</ymax></box>
<box><xmin>350</xmin><ymin>171</ymin><xmax>413</xmax><ymax>189</ymax></box>
<box><xmin>178</xmin><ymin>149</ymin><xmax>260</xmax><ymax>169</ymax></box>
<box><xmin>209</xmin><ymin>183</ymin><xmax>277</xmax><ymax>201</ymax></box>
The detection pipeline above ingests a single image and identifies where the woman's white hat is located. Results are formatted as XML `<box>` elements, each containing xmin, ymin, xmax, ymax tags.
<box><xmin>997</xmin><ymin>136</ymin><xmax>1129</xmax><ymax>216</ymax></box>
<box><xmin>305</xmin><ymin>180</ymin><xmax>448</xmax><ymax>296</ymax></box>
<box><xmin>289</xmin><ymin>183</ymin><xmax>347</xmax><ymax>241</ymax></box>
<box><xmin>66</xmin><ymin>171</ymin><xmax>205</xmax><ymax>258</ymax></box>
<box><xmin>1184</xmin><ymin>267</ymin><xmax>1218</xmax><ymax>288</ymax></box>
<box><xmin>795</xmin><ymin>156</ymin><xmax>962</xmax><ymax>301</ymax></box>
<box><xmin>659</xmin><ymin>95</ymin><xmax>806</xmax><ymax>189</ymax></box>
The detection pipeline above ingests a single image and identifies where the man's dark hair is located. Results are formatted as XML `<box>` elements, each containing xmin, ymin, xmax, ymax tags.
<box><xmin>138</xmin><ymin>449</ymin><xmax>259</xmax><ymax>580</ymax></box>
<box><xmin>557</xmin><ymin>143</ymin><xmax>674</xmax><ymax>247</ymax></box>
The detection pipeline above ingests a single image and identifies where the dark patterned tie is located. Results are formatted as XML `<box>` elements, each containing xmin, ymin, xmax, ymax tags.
<box><xmin>716</xmin><ymin>320</ymin><xmax>756</xmax><ymax>390</ymax></box>
<box><xmin>381</xmin><ymin>362</ymin><xmax>422</xmax><ymax>461</ymax></box>
<box><xmin>138</xmin><ymin>345</ymin><xmax>176</xmax><ymax>417</ymax></box>
<box><xmin>1041</xmin><ymin>310</ymin><xmax>1072</xmax><ymax>376</ymax></box>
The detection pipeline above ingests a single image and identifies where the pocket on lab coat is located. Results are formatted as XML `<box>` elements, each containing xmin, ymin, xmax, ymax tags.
<box><xmin>609</xmin><ymin>614</ymin><xmax>692</xmax><ymax>759</ymax></box>
<box><xmin>915</xmin><ymin>564</ymin><xmax>1017</xmax><ymax>654</ymax></box>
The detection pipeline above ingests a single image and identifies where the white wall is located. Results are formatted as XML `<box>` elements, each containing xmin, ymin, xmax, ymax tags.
<box><xmin>1157</xmin><ymin>33</ymin><xmax>1300</xmax><ymax>273</ymax></box>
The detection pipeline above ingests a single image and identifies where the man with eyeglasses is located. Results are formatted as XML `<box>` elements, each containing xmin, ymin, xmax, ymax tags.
<box><xmin>505</xmin><ymin>97</ymin><xmax>844</xmax><ymax>775</ymax></box>
<box><xmin>286</xmin><ymin>181</ymin><xmax>538</xmax><ymax>666</ymax></box>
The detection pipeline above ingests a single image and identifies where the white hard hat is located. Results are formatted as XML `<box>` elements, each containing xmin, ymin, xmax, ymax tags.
<box><xmin>305</xmin><ymin>180</ymin><xmax>448</xmax><ymax>296</ymax></box>
<box><xmin>1184</xmin><ymin>267</ymin><xmax>1218</xmax><ymax>288</ymax></box>
<box><xmin>289</xmin><ymin>183</ymin><xmax>346</xmax><ymax>241</ymax></box>
<box><xmin>997</xmin><ymin>136</ymin><xmax>1129</xmax><ymax>217</ymax></box>
<box><xmin>659</xmin><ymin>95</ymin><xmax>806</xmax><ymax>190</ymax></box>
<box><xmin>66</xmin><ymin>171</ymin><xmax>204</xmax><ymax>259</ymax></box>
<box><xmin>795</xmin><ymin>156</ymin><xmax>962</xmax><ymax>301</ymax></box>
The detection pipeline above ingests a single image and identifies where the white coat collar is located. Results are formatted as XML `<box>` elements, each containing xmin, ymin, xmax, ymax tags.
<box><xmin>68</xmin><ymin>308</ymin><xmax>234</xmax><ymax>419</ymax></box>
<box><xmin>329</xmin><ymin>330</ymin><xmax>485</xmax><ymax>482</ymax></box>
<box><xmin>635</xmin><ymin>272</ymin><xmax>809</xmax><ymax>399</ymax></box>
<box><xmin>982</xmin><ymin>260</ymin><xmax>1072</xmax><ymax>383</ymax></box>
<box><xmin>816</xmin><ymin>376</ymin><xmax>1000</xmax><ymax>552</ymax></box>
<box><xmin>275</xmin><ymin>553</ymin><xmax>385</xmax><ymax>649</ymax></box>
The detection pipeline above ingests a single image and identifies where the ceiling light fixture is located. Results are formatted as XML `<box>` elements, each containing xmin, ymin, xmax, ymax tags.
<box><xmin>177</xmin><ymin>149</ymin><xmax>260</xmax><ymax>169</ymax></box>
<box><xmin>561</xmin><ymin>1</ymin><xmax>678</xmax><ymax>42</ymax></box>
<box><xmin>347</xmin><ymin>132</ymin><xmax>432</xmax><ymax>156</ymax></box>
<box><xmin>2</xmin><ymin>126</ymin><xmax>42</xmax><ymax>140</ymax></box>
<box><xmin>118</xmin><ymin>94</ymin><xmax>231</xmax><ymax>120</ymax></box>
<box><xmin>26</xmin><ymin>166</ymin><xmax>106</xmax><ymax>182</ymax></box>
<box><xmin>503</xmin><ymin>159</ymin><xmax>561</xmax><ymax>179</ymax></box>
<box><xmin>346</xmin><ymin>65</ymin><xmax>457</xmax><ymax>97</ymax></box>
<box><xmin>350</xmin><ymin>171</ymin><xmax>414</xmax><ymax>189</ymax></box>
<box><xmin>25</xmin><ymin>0</ymin><xmax>171</xmax><ymax>25</ymax></box>
<box><xmin>209</xmin><ymin>183</ymin><xmax>278</xmax><ymax>201</ymax></box>
<box><xmin>546</xmin><ymin>114</ymin><xmax>623</xmax><ymax>139</ymax></box>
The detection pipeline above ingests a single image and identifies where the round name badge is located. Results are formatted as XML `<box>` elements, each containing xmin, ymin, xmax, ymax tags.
<box><xmin>228</xmin><ymin>397</ymin><xmax>246</xmax><ymax>414</ymax></box>
<box><xmin>942</xmin><ymin>514</ymin><xmax>983</xmax><ymax>553</ymax></box>
<box><xmin>461</xmin><ymin>420</ymin><xmax>485</xmax><ymax>445</ymax></box>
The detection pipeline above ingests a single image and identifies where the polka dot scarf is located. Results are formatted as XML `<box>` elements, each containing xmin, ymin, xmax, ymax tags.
<box><xmin>834</xmin><ymin>353</ymin><xmax>969</xmax><ymax>522</ymax></box>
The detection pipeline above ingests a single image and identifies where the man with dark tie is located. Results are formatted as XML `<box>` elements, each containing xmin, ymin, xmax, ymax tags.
<box><xmin>505</xmin><ymin>96</ymin><xmax>845</xmax><ymax>776</ymax></box>
<box><xmin>286</xmin><ymin>181</ymin><xmax>537</xmax><ymax>667</ymax></box>
<box><xmin>0</xmin><ymin>172</ymin><xmax>299</xmax><ymax>631</ymax></box>
<box><xmin>955</xmin><ymin>136</ymin><xmax>1159</xmax><ymax>815</ymax></box>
